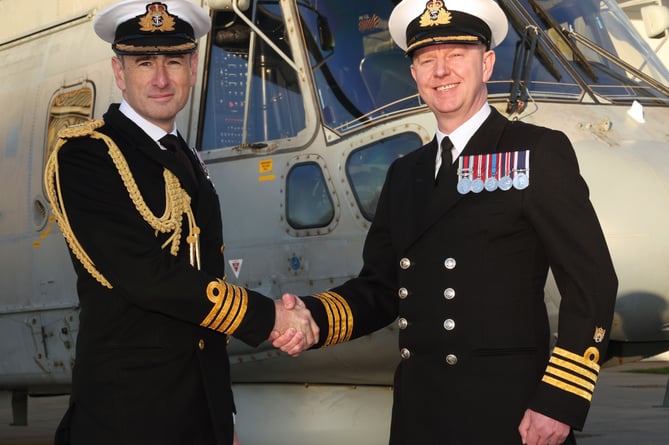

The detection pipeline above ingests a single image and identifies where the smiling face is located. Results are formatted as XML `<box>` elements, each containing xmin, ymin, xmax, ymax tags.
<box><xmin>410</xmin><ymin>43</ymin><xmax>495</xmax><ymax>134</ymax></box>
<box><xmin>112</xmin><ymin>53</ymin><xmax>198</xmax><ymax>132</ymax></box>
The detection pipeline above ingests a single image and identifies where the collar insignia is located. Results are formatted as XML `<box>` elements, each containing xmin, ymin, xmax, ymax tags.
<box><xmin>419</xmin><ymin>0</ymin><xmax>452</xmax><ymax>28</ymax></box>
<box><xmin>138</xmin><ymin>2</ymin><xmax>176</xmax><ymax>33</ymax></box>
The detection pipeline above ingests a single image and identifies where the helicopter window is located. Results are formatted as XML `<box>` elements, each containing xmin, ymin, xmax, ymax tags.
<box><xmin>346</xmin><ymin>132</ymin><xmax>422</xmax><ymax>221</ymax></box>
<box><xmin>286</xmin><ymin>162</ymin><xmax>334</xmax><ymax>229</ymax></box>
<box><xmin>298</xmin><ymin>0</ymin><xmax>420</xmax><ymax>132</ymax></box>
<box><xmin>201</xmin><ymin>5</ymin><xmax>306</xmax><ymax>150</ymax></box>
<box><xmin>44</xmin><ymin>84</ymin><xmax>95</xmax><ymax>172</ymax></box>
<box><xmin>489</xmin><ymin>1</ymin><xmax>583</xmax><ymax>102</ymax></box>
<box><xmin>521</xmin><ymin>0</ymin><xmax>669</xmax><ymax>104</ymax></box>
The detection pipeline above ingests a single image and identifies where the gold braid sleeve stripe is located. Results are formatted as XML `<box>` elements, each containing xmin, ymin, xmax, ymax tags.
<box><xmin>202</xmin><ymin>279</ymin><xmax>248</xmax><ymax>335</ymax></box>
<box><xmin>545</xmin><ymin>366</ymin><xmax>595</xmax><ymax>392</ymax></box>
<box><xmin>313</xmin><ymin>291</ymin><xmax>353</xmax><ymax>346</ymax></box>
<box><xmin>541</xmin><ymin>375</ymin><xmax>594</xmax><ymax>402</ymax></box>
<box><xmin>548</xmin><ymin>356</ymin><xmax>598</xmax><ymax>382</ymax></box>
<box><xmin>207</xmin><ymin>280</ymin><xmax>235</xmax><ymax>331</ymax></box>
<box><xmin>44</xmin><ymin>120</ymin><xmax>202</xmax><ymax>290</ymax></box>
<box><xmin>541</xmin><ymin>346</ymin><xmax>601</xmax><ymax>402</ymax></box>
<box><xmin>315</xmin><ymin>292</ymin><xmax>341</xmax><ymax>346</ymax></box>
<box><xmin>553</xmin><ymin>346</ymin><xmax>601</xmax><ymax>373</ymax></box>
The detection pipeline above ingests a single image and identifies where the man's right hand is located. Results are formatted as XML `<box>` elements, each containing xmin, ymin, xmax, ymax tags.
<box><xmin>270</xmin><ymin>293</ymin><xmax>319</xmax><ymax>356</ymax></box>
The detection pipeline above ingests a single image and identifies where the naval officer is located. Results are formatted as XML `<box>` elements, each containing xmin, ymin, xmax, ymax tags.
<box><xmin>272</xmin><ymin>0</ymin><xmax>617</xmax><ymax>443</ymax></box>
<box><xmin>45</xmin><ymin>1</ymin><xmax>317</xmax><ymax>444</ymax></box>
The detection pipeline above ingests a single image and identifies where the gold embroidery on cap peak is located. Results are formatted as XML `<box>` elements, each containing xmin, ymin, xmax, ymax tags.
<box><xmin>139</xmin><ymin>3</ymin><xmax>176</xmax><ymax>33</ymax></box>
<box><xmin>408</xmin><ymin>35</ymin><xmax>480</xmax><ymax>52</ymax></box>
<box><xmin>114</xmin><ymin>42</ymin><xmax>196</xmax><ymax>53</ymax></box>
<box><xmin>419</xmin><ymin>0</ymin><xmax>452</xmax><ymax>27</ymax></box>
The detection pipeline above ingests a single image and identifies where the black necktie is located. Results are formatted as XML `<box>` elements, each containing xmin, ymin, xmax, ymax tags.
<box><xmin>159</xmin><ymin>134</ymin><xmax>197</xmax><ymax>184</ymax></box>
<box><xmin>435</xmin><ymin>136</ymin><xmax>453</xmax><ymax>186</ymax></box>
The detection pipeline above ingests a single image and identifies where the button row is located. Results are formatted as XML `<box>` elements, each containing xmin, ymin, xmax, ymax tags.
<box><xmin>398</xmin><ymin>287</ymin><xmax>456</xmax><ymax>300</ymax></box>
<box><xmin>399</xmin><ymin>348</ymin><xmax>459</xmax><ymax>365</ymax></box>
<box><xmin>398</xmin><ymin>317</ymin><xmax>455</xmax><ymax>332</ymax></box>
<box><xmin>399</xmin><ymin>257</ymin><xmax>457</xmax><ymax>270</ymax></box>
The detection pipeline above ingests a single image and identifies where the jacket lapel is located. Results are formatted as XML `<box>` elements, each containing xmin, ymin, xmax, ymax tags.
<box><xmin>461</xmin><ymin>108</ymin><xmax>508</xmax><ymax>157</ymax></box>
<box><xmin>105</xmin><ymin>107</ymin><xmax>200</xmax><ymax>194</ymax></box>
<box><xmin>408</xmin><ymin>138</ymin><xmax>440</xmax><ymax>238</ymax></box>
<box><xmin>409</xmin><ymin>108</ymin><xmax>509</xmax><ymax>247</ymax></box>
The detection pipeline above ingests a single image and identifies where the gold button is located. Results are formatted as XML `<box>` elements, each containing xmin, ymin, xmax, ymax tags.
<box><xmin>446</xmin><ymin>354</ymin><xmax>458</xmax><ymax>365</ymax></box>
<box><xmin>400</xmin><ymin>348</ymin><xmax>411</xmax><ymax>359</ymax></box>
<box><xmin>220</xmin><ymin>244</ymin><xmax>226</xmax><ymax>253</ymax></box>
<box><xmin>398</xmin><ymin>318</ymin><xmax>408</xmax><ymax>329</ymax></box>
<box><xmin>398</xmin><ymin>288</ymin><xmax>409</xmax><ymax>299</ymax></box>
<box><xmin>198</xmin><ymin>339</ymin><xmax>205</xmax><ymax>350</ymax></box>
<box><xmin>444</xmin><ymin>288</ymin><xmax>456</xmax><ymax>300</ymax></box>
<box><xmin>443</xmin><ymin>319</ymin><xmax>455</xmax><ymax>331</ymax></box>
<box><xmin>399</xmin><ymin>258</ymin><xmax>411</xmax><ymax>270</ymax></box>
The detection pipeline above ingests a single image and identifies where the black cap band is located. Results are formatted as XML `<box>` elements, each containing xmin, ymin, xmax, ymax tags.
<box><xmin>405</xmin><ymin>7</ymin><xmax>492</xmax><ymax>54</ymax></box>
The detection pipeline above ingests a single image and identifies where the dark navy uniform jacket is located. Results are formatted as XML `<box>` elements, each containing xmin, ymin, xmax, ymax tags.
<box><xmin>49</xmin><ymin>105</ymin><xmax>275</xmax><ymax>445</ymax></box>
<box><xmin>302</xmin><ymin>108</ymin><xmax>617</xmax><ymax>444</ymax></box>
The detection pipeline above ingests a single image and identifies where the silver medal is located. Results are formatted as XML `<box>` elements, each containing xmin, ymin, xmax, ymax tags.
<box><xmin>499</xmin><ymin>175</ymin><xmax>513</xmax><ymax>191</ymax></box>
<box><xmin>457</xmin><ymin>177</ymin><xmax>472</xmax><ymax>194</ymax></box>
<box><xmin>513</xmin><ymin>172</ymin><xmax>529</xmax><ymax>190</ymax></box>
<box><xmin>471</xmin><ymin>178</ymin><xmax>484</xmax><ymax>193</ymax></box>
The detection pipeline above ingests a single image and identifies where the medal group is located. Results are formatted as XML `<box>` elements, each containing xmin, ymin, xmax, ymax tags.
<box><xmin>457</xmin><ymin>150</ymin><xmax>530</xmax><ymax>194</ymax></box>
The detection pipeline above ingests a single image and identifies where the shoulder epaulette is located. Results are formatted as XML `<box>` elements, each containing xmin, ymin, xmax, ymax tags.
<box><xmin>57</xmin><ymin>119</ymin><xmax>105</xmax><ymax>139</ymax></box>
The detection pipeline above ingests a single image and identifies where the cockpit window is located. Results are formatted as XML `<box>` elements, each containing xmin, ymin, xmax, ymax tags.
<box><xmin>489</xmin><ymin>1</ymin><xmax>583</xmax><ymax>102</ymax></box>
<box><xmin>298</xmin><ymin>0</ymin><xmax>420</xmax><ymax>132</ymax></box>
<box><xmin>517</xmin><ymin>0</ymin><xmax>669</xmax><ymax>104</ymax></box>
<box><xmin>296</xmin><ymin>0</ymin><xmax>669</xmax><ymax>133</ymax></box>
<box><xmin>200</xmin><ymin>0</ymin><xmax>668</xmax><ymax>146</ymax></box>
<box><xmin>201</xmin><ymin>4</ymin><xmax>306</xmax><ymax>150</ymax></box>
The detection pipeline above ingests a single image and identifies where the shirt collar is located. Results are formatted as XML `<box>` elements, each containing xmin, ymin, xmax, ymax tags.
<box><xmin>119</xmin><ymin>100</ymin><xmax>177</xmax><ymax>143</ymax></box>
<box><xmin>435</xmin><ymin>103</ymin><xmax>491</xmax><ymax>159</ymax></box>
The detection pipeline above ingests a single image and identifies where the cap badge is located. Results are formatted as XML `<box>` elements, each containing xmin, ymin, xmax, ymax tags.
<box><xmin>420</xmin><ymin>0</ymin><xmax>452</xmax><ymax>28</ymax></box>
<box><xmin>593</xmin><ymin>326</ymin><xmax>606</xmax><ymax>343</ymax></box>
<box><xmin>138</xmin><ymin>2</ymin><xmax>176</xmax><ymax>33</ymax></box>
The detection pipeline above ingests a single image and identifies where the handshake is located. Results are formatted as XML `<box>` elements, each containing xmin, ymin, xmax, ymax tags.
<box><xmin>270</xmin><ymin>294</ymin><xmax>319</xmax><ymax>357</ymax></box>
